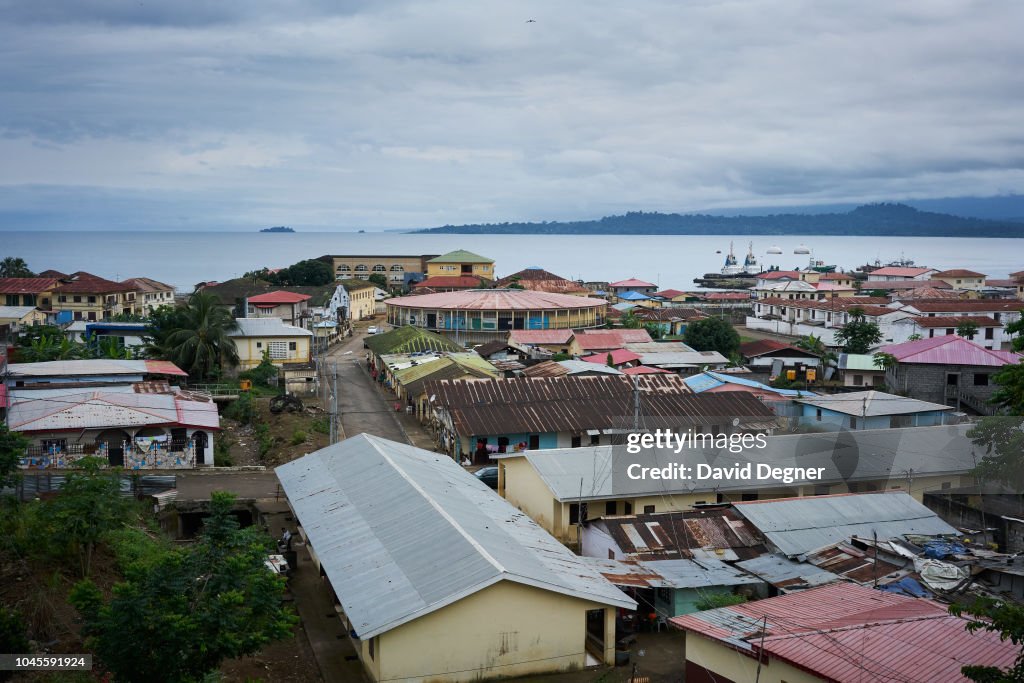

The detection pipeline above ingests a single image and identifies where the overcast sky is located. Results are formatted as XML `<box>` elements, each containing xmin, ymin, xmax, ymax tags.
<box><xmin>2</xmin><ymin>0</ymin><xmax>1023</xmax><ymax>230</ymax></box>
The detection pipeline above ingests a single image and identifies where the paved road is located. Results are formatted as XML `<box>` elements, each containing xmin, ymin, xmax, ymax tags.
<box><xmin>326</xmin><ymin>330</ymin><xmax>410</xmax><ymax>444</ymax></box>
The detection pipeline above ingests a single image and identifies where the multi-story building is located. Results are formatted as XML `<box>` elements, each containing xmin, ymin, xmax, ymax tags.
<box><xmin>320</xmin><ymin>254</ymin><xmax>438</xmax><ymax>288</ymax></box>
<box><xmin>121</xmin><ymin>277</ymin><xmax>176</xmax><ymax>314</ymax></box>
<box><xmin>49</xmin><ymin>271</ymin><xmax>135</xmax><ymax>322</ymax></box>
<box><xmin>931</xmin><ymin>269</ymin><xmax>987</xmax><ymax>291</ymax></box>
<box><xmin>0</xmin><ymin>277</ymin><xmax>59</xmax><ymax>311</ymax></box>
<box><xmin>337</xmin><ymin>279</ymin><xmax>377</xmax><ymax>321</ymax></box>
<box><xmin>425</xmin><ymin>250</ymin><xmax>495</xmax><ymax>280</ymax></box>
<box><xmin>245</xmin><ymin>291</ymin><xmax>312</xmax><ymax>326</ymax></box>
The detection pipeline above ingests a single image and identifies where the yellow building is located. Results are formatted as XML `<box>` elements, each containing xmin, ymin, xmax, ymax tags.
<box><xmin>496</xmin><ymin>426</ymin><xmax>978</xmax><ymax>544</ymax></box>
<box><xmin>50</xmin><ymin>271</ymin><xmax>135</xmax><ymax>322</ymax></box>
<box><xmin>122</xmin><ymin>277</ymin><xmax>176</xmax><ymax>314</ymax></box>
<box><xmin>0</xmin><ymin>276</ymin><xmax>59</xmax><ymax>310</ymax></box>
<box><xmin>0</xmin><ymin>305</ymin><xmax>47</xmax><ymax>329</ymax></box>
<box><xmin>1014</xmin><ymin>270</ymin><xmax>1024</xmax><ymax>299</ymax></box>
<box><xmin>322</xmin><ymin>254</ymin><xmax>437</xmax><ymax>287</ymax></box>
<box><xmin>276</xmin><ymin>434</ymin><xmax>635</xmax><ymax>682</ymax></box>
<box><xmin>227</xmin><ymin>317</ymin><xmax>312</xmax><ymax>369</ymax></box>
<box><xmin>426</xmin><ymin>249</ymin><xmax>495</xmax><ymax>280</ymax></box>
<box><xmin>338</xmin><ymin>278</ymin><xmax>377</xmax><ymax>321</ymax></box>
<box><xmin>932</xmin><ymin>268</ymin><xmax>987</xmax><ymax>291</ymax></box>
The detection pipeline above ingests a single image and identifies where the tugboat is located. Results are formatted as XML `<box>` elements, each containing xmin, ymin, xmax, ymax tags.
<box><xmin>743</xmin><ymin>242</ymin><xmax>759</xmax><ymax>274</ymax></box>
<box><xmin>720</xmin><ymin>242</ymin><xmax>744</xmax><ymax>275</ymax></box>
<box><xmin>693</xmin><ymin>241</ymin><xmax>762</xmax><ymax>288</ymax></box>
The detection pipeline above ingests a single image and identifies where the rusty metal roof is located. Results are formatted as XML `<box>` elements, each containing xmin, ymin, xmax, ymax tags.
<box><xmin>424</xmin><ymin>376</ymin><xmax>773</xmax><ymax>437</ymax></box>
<box><xmin>805</xmin><ymin>541</ymin><xmax>904</xmax><ymax>585</ymax></box>
<box><xmin>595</xmin><ymin>508</ymin><xmax>765</xmax><ymax>561</ymax></box>
<box><xmin>582</xmin><ymin>556</ymin><xmax>762</xmax><ymax>590</ymax></box>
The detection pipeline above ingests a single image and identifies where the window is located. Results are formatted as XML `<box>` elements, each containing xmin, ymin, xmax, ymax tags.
<box><xmin>816</xmin><ymin>408</ymin><xmax>822</xmax><ymax>422</ymax></box>
<box><xmin>941</xmin><ymin>481</ymin><xmax>952</xmax><ymax>490</ymax></box>
<box><xmin>569</xmin><ymin>503</ymin><xmax>583</xmax><ymax>525</ymax></box>
<box><xmin>643</xmin><ymin>505</ymin><xmax>655</xmax><ymax>514</ymax></box>
<box><xmin>590</xmin><ymin>434</ymin><xmax>600</xmax><ymax>446</ymax></box>
<box><xmin>571</xmin><ymin>434</ymin><xmax>582</xmax><ymax>448</ymax></box>
<box><xmin>88</xmin><ymin>296</ymin><xmax>96</xmax><ymax>303</ymax></box>
<box><xmin>850</xmin><ymin>416</ymin><xmax>858</xmax><ymax>429</ymax></box>
<box><xmin>605</xmin><ymin>501</ymin><xmax>616</xmax><ymax>516</ymax></box>
<box><xmin>288</xmin><ymin>341</ymin><xmax>297</xmax><ymax>351</ymax></box>
<box><xmin>608</xmin><ymin>549</ymin><xmax>615</xmax><ymax>559</ymax></box>
<box><xmin>946</xmin><ymin>328</ymin><xmax>954</xmax><ymax>335</ymax></box>
<box><xmin>852</xmin><ymin>374</ymin><xmax>863</xmax><ymax>386</ymax></box>
<box><xmin>528</xmin><ymin>434</ymin><xmax>540</xmax><ymax>450</ymax></box>
<box><xmin>974</xmin><ymin>374</ymin><xmax>989</xmax><ymax>386</ymax></box>
<box><xmin>390</xmin><ymin>265</ymin><xmax>404</xmax><ymax>271</ymax></box>
<box><xmin>373</xmin><ymin>264</ymin><xmax>386</xmax><ymax>272</ymax></box>
<box><xmin>73</xmin><ymin>295</ymin><xmax>82</xmax><ymax>303</ymax></box>
<box><xmin>624</xmin><ymin>502</ymin><xmax>633</xmax><ymax>515</ymax></box>
<box><xmin>337</xmin><ymin>265</ymin><xmax>351</xmax><ymax>272</ymax></box>
<box><xmin>369</xmin><ymin>637</ymin><xmax>375</xmax><ymax>660</ymax></box>
<box><xmin>355</xmin><ymin>264</ymin><xmax>368</xmax><ymax>272</ymax></box>
<box><xmin>268</xmin><ymin>341</ymin><xmax>288</xmax><ymax>359</ymax></box>
<box><xmin>985</xmin><ymin>327</ymin><xmax>994</xmax><ymax>340</ymax></box>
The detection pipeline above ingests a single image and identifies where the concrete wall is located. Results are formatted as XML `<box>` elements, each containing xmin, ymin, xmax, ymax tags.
<box><xmin>234</xmin><ymin>335</ymin><xmax>311</xmax><ymax>369</ymax></box>
<box><xmin>375</xmin><ymin>581</ymin><xmax>615</xmax><ymax>682</ymax></box>
<box><xmin>684</xmin><ymin>633</ymin><xmax>823</xmax><ymax>683</ymax></box>
<box><xmin>887</xmin><ymin>362</ymin><xmax>1003</xmax><ymax>412</ymax></box>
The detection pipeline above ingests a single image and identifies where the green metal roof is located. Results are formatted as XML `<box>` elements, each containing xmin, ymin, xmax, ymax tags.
<box><xmin>840</xmin><ymin>353</ymin><xmax>884</xmax><ymax>372</ymax></box>
<box><xmin>427</xmin><ymin>249</ymin><xmax>494</xmax><ymax>264</ymax></box>
<box><xmin>364</xmin><ymin>325</ymin><xmax>463</xmax><ymax>356</ymax></box>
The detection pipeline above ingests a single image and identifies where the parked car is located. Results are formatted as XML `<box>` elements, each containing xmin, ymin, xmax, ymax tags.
<box><xmin>367</xmin><ymin>326</ymin><xmax>379</xmax><ymax>335</ymax></box>
<box><xmin>474</xmin><ymin>466</ymin><xmax>499</xmax><ymax>489</ymax></box>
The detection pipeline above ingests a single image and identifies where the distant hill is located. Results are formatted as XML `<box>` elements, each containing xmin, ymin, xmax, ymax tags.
<box><xmin>414</xmin><ymin>203</ymin><xmax>1024</xmax><ymax>237</ymax></box>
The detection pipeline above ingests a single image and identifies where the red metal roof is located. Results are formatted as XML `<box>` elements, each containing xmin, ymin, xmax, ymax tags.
<box><xmin>508</xmin><ymin>329</ymin><xmax>574</xmax><ymax>345</ymax></box>
<box><xmin>869</xmin><ymin>266</ymin><xmax>935</xmax><ymax>277</ymax></box>
<box><xmin>880</xmin><ymin>335</ymin><xmax>1021</xmax><ymax>366</ymax></box>
<box><xmin>653</xmin><ymin>289</ymin><xmax>687</xmax><ymax>299</ymax></box>
<box><xmin>911</xmin><ymin>315</ymin><xmax>1002</xmax><ymax>328</ymax></box>
<box><xmin>899</xmin><ymin>299</ymin><xmax>1023</xmax><ymax>312</ymax></box>
<box><xmin>581</xmin><ymin>349</ymin><xmax>641</xmax><ymax>365</ymax></box>
<box><xmin>412</xmin><ymin>276</ymin><xmax>486</xmax><ymax>289</ymax></box>
<box><xmin>817</xmin><ymin>272</ymin><xmax>853</xmax><ymax>281</ymax></box>
<box><xmin>52</xmin><ymin>271</ymin><xmax>134</xmax><ymax>293</ymax></box>
<box><xmin>143</xmin><ymin>360</ymin><xmax>189</xmax><ymax>376</ymax></box>
<box><xmin>609</xmin><ymin>278</ymin><xmax>657</xmax><ymax>288</ymax></box>
<box><xmin>621</xmin><ymin>366</ymin><xmax>670</xmax><ymax>375</ymax></box>
<box><xmin>758</xmin><ymin>270</ymin><xmax>801</xmax><ymax>280</ymax></box>
<box><xmin>574</xmin><ymin>329</ymin><xmax>653</xmax><ymax>350</ymax></box>
<box><xmin>387</xmin><ymin>289</ymin><xmax>607</xmax><ymax>310</ymax></box>
<box><xmin>933</xmin><ymin>268</ymin><xmax>986</xmax><ymax>278</ymax></box>
<box><xmin>246</xmin><ymin>291</ymin><xmax>312</xmax><ymax>304</ymax></box>
<box><xmin>0</xmin><ymin>277</ymin><xmax>59</xmax><ymax>294</ymax></box>
<box><xmin>759</xmin><ymin>604</ymin><xmax>1017</xmax><ymax>682</ymax></box>
<box><xmin>739</xmin><ymin>339</ymin><xmax>815</xmax><ymax>358</ymax></box>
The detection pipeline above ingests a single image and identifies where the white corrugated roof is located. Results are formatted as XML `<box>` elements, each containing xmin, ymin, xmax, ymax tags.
<box><xmin>7</xmin><ymin>388</ymin><xmax>219</xmax><ymax>431</ymax></box>
<box><xmin>0</xmin><ymin>306</ymin><xmax>37</xmax><ymax>319</ymax></box>
<box><xmin>733</xmin><ymin>492</ymin><xmax>958</xmax><ymax>557</ymax></box>
<box><xmin>275</xmin><ymin>434</ymin><xmax>635</xmax><ymax>638</ymax></box>
<box><xmin>794</xmin><ymin>390</ymin><xmax>952</xmax><ymax>417</ymax></box>
<box><xmin>229</xmin><ymin>317</ymin><xmax>313</xmax><ymax>338</ymax></box>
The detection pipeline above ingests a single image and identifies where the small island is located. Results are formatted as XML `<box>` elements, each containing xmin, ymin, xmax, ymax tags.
<box><xmin>260</xmin><ymin>226</ymin><xmax>295</xmax><ymax>233</ymax></box>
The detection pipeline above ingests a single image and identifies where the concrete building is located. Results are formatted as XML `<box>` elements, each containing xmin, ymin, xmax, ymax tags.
<box><xmin>321</xmin><ymin>253</ymin><xmax>438</xmax><ymax>287</ymax></box>
<box><xmin>228</xmin><ymin>317</ymin><xmax>313</xmax><ymax>369</ymax></box>
<box><xmin>495</xmin><ymin>426</ymin><xmax>981</xmax><ymax>543</ymax></box>
<box><xmin>3</xmin><ymin>358</ymin><xmax>188</xmax><ymax>388</ymax></box>
<box><xmin>793</xmin><ymin>390</ymin><xmax>954</xmax><ymax>430</ymax></box>
<box><xmin>494</xmin><ymin>267</ymin><xmax>590</xmax><ymax>295</ymax></box>
<box><xmin>670</xmin><ymin>582</ymin><xmax>1016</xmax><ymax>683</ymax></box>
<box><xmin>121</xmin><ymin>277</ymin><xmax>176</xmax><ymax>314</ymax></box>
<box><xmin>245</xmin><ymin>291</ymin><xmax>312</xmax><ymax>326</ymax></box>
<box><xmin>892</xmin><ymin>298</ymin><xmax>1023</xmax><ymax>350</ymax></box>
<box><xmin>50</xmin><ymin>271</ymin><xmax>136</xmax><ymax>322</ymax></box>
<box><xmin>837</xmin><ymin>352</ymin><xmax>887</xmax><ymax>388</ymax></box>
<box><xmin>879</xmin><ymin>335</ymin><xmax>1023</xmax><ymax>415</ymax></box>
<box><xmin>9</xmin><ymin>383</ymin><xmax>218</xmax><ymax>468</ymax></box>
<box><xmin>737</xmin><ymin>339</ymin><xmax>821</xmax><ymax>372</ymax></box>
<box><xmin>386</xmin><ymin>289</ymin><xmax>608</xmax><ymax>344</ymax></box>
<box><xmin>275</xmin><ymin>434</ymin><xmax>635</xmax><ymax>682</ymax></box>
<box><xmin>607</xmin><ymin>278</ymin><xmax>658</xmax><ymax>299</ymax></box>
<box><xmin>0</xmin><ymin>277</ymin><xmax>60</xmax><ymax>313</ymax></box>
<box><xmin>337</xmin><ymin>279</ymin><xmax>377</xmax><ymax>321</ymax></box>
<box><xmin>425</xmin><ymin>249</ymin><xmax>495</xmax><ymax>280</ymax></box>
<box><xmin>0</xmin><ymin>305</ymin><xmax>47</xmax><ymax>330</ymax></box>
<box><xmin>932</xmin><ymin>268</ymin><xmax>987</xmax><ymax>291</ymax></box>
<box><xmin>866</xmin><ymin>266</ymin><xmax>937</xmax><ymax>282</ymax></box>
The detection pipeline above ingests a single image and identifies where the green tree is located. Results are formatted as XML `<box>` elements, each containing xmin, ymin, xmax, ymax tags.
<box><xmin>949</xmin><ymin>597</ymin><xmax>1024</xmax><ymax>682</ymax></box>
<box><xmin>71</xmin><ymin>492</ymin><xmax>297</xmax><ymax>683</ymax></box>
<box><xmin>908</xmin><ymin>333</ymin><xmax>924</xmax><ymax>341</ymax></box>
<box><xmin>968</xmin><ymin>416</ymin><xmax>1024</xmax><ymax>493</ymax></box>
<box><xmin>683</xmin><ymin>317</ymin><xmax>740</xmax><ymax>357</ymax></box>
<box><xmin>96</xmin><ymin>336</ymin><xmax>131</xmax><ymax>359</ymax></box>
<box><xmin>644</xmin><ymin>323</ymin><xmax>664</xmax><ymax>340</ymax></box>
<box><xmin>0</xmin><ymin>424</ymin><xmax>28</xmax><ymax>490</ymax></box>
<box><xmin>619</xmin><ymin>311</ymin><xmax>641</xmax><ymax>329</ymax></box>
<box><xmin>872</xmin><ymin>352</ymin><xmax>898</xmax><ymax>372</ymax></box>
<box><xmin>868</xmin><ymin>289</ymin><xmax>889</xmax><ymax>297</ymax></box>
<box><xmin>606</xmin><ymin>352</ymin><xmax>614</xmax><ymax>367</ymax></box>
<box><xmin>162</xmin><ymin>292</ymin><xmax>239</xmax><ymax>381</ymax></box>
<box><xmin>991</xmin><ymin>362</ymin><xmax>1024</xmax><ymax>416</ymax></box>
<box><xmin>367</xmin><ymin>273</ymin><xmax>389</xmax><ymax>290</ymax></box>
<box><xmin>48</xmin><ymin>457</ymin><xmax>130</xmax><ymax>577</ymax></box>
<box><xmin>1005</xmin><ymin>311</ymin><xmax>1024</xmax><ymax>353</ymax></box>
<box><xmin>796</xmin><ymin>333</ymin><xmax>837</xmax><ymax>367</ymax></box>
<box><xmin>0</xmin><ymin>256</ymin><xmax>35</xmax><ymax>278</ymax></box>
<box><xmin>957</xmin><ymin>320</ymin><xmax>980</xmax><ymax>340</ymax></box>
<box><xmin>0</xmin><ymin>606</ymin><xmax>30</xmax><ymax>680</ymax></box>
<box><xmin>275</xmin><ymin>259</ymin><xmax>333</xmax><ymax>286</ymax></box>
<box><xmin>16</xmin><ymin>333</ymin><xmax>89</xmax><ymax>363</ymax></box>
<box><xmin>834</xmin><ymin>308</ymin><xmax>882</xmax><ymax>354</ymax></box>
<box><xmin>142</xmin><ymin>304</ymin><xmax>189</xmax><ymax>361</ymax></box>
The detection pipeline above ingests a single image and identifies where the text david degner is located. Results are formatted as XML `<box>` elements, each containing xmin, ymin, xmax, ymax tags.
<box><xmin>624</xmin><ymin>429</ymin><xmax>825</xmax><ymax>483</ymax></box>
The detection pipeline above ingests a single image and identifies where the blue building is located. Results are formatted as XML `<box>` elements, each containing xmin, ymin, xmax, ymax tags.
<box><xmin>794</xmin><ymin>390</ymin><xmax>954</xmax><ymax>430</ymax></box>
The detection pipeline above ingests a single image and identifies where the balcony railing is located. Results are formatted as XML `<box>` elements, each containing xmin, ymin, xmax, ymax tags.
<box><xmin>21</xmin><ymin>440</ymin><xmax>201</xmax><ymax>470</ymax></box>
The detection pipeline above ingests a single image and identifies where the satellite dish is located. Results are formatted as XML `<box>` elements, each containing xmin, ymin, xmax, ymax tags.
<box><xmin>429</xmin><ymin>394</ymin><xmax>436</xmax><ymax>402</ymax></box>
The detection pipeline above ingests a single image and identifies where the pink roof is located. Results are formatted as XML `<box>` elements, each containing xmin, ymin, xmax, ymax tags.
<box><xmin>880</xmin><ymin>335</ymin><xmax>1022</xmax><ymax>366</ymax></box>
<box><xmin>653</xmin><ymin>289</ymin><xmax>687</xmax><ymax>299</ymax></box>
<box><xmin>817</xmin><ymin>272</ymin><xmax>852</xmax><ymax>280</ymax></box>
<box><xmin>622</xmin><ymin>366</ymin><xmax>670</xmax><ymax>375</ymax></box>
<box><xmin>869</xmin><ymin>266</ymin><xmax>935</xmax><ymax>277</ymax></box>
<box><xmin>581</xmin><ymin>349</ymin><xmax>641</xmax><ymax>365</ymax></box>
<box><xmin>758</xmin><ymin>270</ymin><xmax>800</xmax><ymax>280</ymax></box>
<box><xmin>508</xmin><ymin>329</ymin><xmax>574</xmax><ymax>345</ymax></box>
<box><xmin>413</xmin><ymin>276</ymin><xmax>486</xmax><ymax>289</ymax></box>
<box><xmin>246</xmin><ymin>291</ymin><xmax>312</xmax><ymax>304</ymax></box>
<box><xmin>0</xmin><ymin>384</ymin><xmax>7</xmax><ymax>409</ymax></box>
<box><xmin>609</xmin><ymin>278</ymin><xmax>657</xmax><ymax>288</ymax></box>
<box><xmin>813</xmin><ymin>282</ymin><xmax>855</xmax><ymax>291</ymax></box>
<box><xmin>574</xmin><ymin>330</ymin><xmax>653</xmax><ymax>351</ymax></box>
<box><xmin>144</xmin><ymin>360</ymin><xmax>189</xmax><ymax>377</ymax></box>
<box><xmin>387</xmin><ymin>290</ymin><xmax>607</xmax><ymax>311</ymax></box>
<box><xmin>702</xmin><ymin>291</ymin><xmax>751</xmax><ymax>300</ymax></box>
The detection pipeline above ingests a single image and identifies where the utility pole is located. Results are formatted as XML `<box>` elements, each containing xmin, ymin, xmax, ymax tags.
<box><xmin>331</xmin><ymin>361</ymin><xmax>340</xmax><ymax>444</ymax></box>
<box><xmin>754</xmin><ymin>615</ymin><xmax>768</xmax><ymax>683</ymax></box>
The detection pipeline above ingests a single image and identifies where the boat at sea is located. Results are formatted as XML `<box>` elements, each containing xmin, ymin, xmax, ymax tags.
<box><xmin>794</xmin><ymin>244</ymin><xmax>811</xmax><ymax>254</ymax></box>
<box><xmin>693</xmin><ymin>242</ymin><xmax>761</xmax><ymax>288</ymax></box>
<box><xmin>766</xmin><ymin>245</ymin><xmax>783</xmax><ymax>254</ymax></box>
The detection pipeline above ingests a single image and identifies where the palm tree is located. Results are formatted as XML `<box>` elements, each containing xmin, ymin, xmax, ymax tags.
<box><xmin>163</xmin><ymin>292</ymin><xmax>239</xmax><ymax>381</ymax></box>
<box><xmin>796</xmin><ymin>333</ymin><xmax>837</xmax><ymax>367</ymax></box>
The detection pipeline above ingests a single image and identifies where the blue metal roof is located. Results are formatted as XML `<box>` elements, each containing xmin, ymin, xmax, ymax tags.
<box><xmin>683</xmin><ymin>371</ymin><xmax>815</xmax><ymax>398</ymax></box>
<box><xmin>618</xmin><ymin>290</ymin><xmax>651</xmax><ymax>301</ymax></box>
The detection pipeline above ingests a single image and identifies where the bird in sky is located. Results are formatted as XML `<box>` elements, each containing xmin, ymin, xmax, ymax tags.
<box><xmin>526</xmin><ymin>19</ymin><xmax>536</xmax><ymax>23</ymax></box>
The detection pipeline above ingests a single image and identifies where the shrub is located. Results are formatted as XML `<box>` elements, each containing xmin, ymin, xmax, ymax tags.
<box><xmin>224</xmin><ymin>393</ymin><xmax>255</xmax><ymax>423</ymax></box>
<box><xmin>290</xmin><ymin>429</ymin><xmax>307</xmax><ymax>446</ymax></box>
<box><xmin>310</xmin><ymin>417</ymin><xmax>330</xmax><ymax>435</ymax></box>
<box><xmin>695</xmin><ymin>592</ymin><xmax>748</xmax><ymax>611</ymax></box>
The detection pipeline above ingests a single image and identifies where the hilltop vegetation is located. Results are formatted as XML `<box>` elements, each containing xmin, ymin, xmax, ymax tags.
<box><xmin>415</xmin><ymin>203</ymin><xmax>1024</xmax><ymax>237</ymax></box>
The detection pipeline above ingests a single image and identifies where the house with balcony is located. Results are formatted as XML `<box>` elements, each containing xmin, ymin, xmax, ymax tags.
<box><xmin>121</xmin><ymin>277</ymin><xmax>176</xmax><ymax>314</ymax></box>
<box><xmin>890</xmin><ymin>298</ymin><xmax>1023</xmax><ymax>350</ymax></box>
<box><xmin>607</xmin><ymin>278</ymin><xmax>658</xmax><ymax>300</ymax></box>
<box><xmin>49</xmin><ymin>271</ymin><xmax>135</xmax><ymax>322</ymax></box>
<box><xmin>245</xmin><ymin>290</ymin><xmax>312</xmax><ymax>326</ymax></box>
<box><xmin>866</xmin><ymin>266</ymin><xmax>938</xmax><ymax>282</ymax></box>
<box><xmin>8</xmin><ymin>382</ymin><xmax>219</xmax><ymax>469</ymax></box>
<box><xmin>228</xmin><ymin>317</ymin><xmax>315</xmax><ymax>394</ymax></box>
<box><xmin>0</xmin><ymin>277</ymin><xmax>60</xmax><ymax>314</ymax></box>
<box><xmin>748</xmin><ymin>297</ymin><xmax>910</xmax><ymax>345</ymax></box>
<box><xmin>931</xmin><ymin>268</ymin><xmax>987</xmax><ymax>291</ymax></box>
<box><xmin>879</xmin><ymin>335</ymin><xmax>1022</xmax><ymax>415</ymax></box>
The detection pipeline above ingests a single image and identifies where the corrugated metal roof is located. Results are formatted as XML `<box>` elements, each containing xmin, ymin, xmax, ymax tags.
<box><xmin>427</xmin><ymin>249</ymin><xmax>494</xmax><ymax>264</ymax></box>
<box><xmin>639</xmin><ymin>351</ymin><xmax>729</xmax><ymax>367</ymax></box>
<box><xmin>387</xmin><ymin>289</ymin><xmax>606</xmax><ymax>311</ymax></box>
<box><xmin>0</xmin><ymin>306</ymin><xmax>38</xmax><ymax>319</ymax></box>
<box><xmin>733</xmin><ymin>492</ymin><xmax>958</xmax><ymax>557</ymax></box>
<box><xmin>609</xmin><ymin>278</ymin><xmax>657</xmax><ymax>288</ymax></box>
<box><xmin>503</xmin><ymin>425</ymin><xmax>981</xmax><ymax>503</ymax></box>
<box><xmin>624</xmin><ymin>341</ymin><xmax>695</xmax><ymax>354</ymax></box>
<box><xmin>622</xmin><ymin>366</ymin><xmax>670</xmax><ymax>375</ymax></box>
<box><xmin>684</xmin><ymin>371</ymin><xmax>815</xmax><ymax>397</ymax></box>
<box><xmin>275</xmin><ymin>434</ymin><xmax>635</xmax><ymax>639</ymax></box>
<box><xmin>426</xmin><ymin>376</ymin><xmax>772</xmax><ymax>438</ymax></box>
<box><xmin>8</xmin><ymin>387</ymin><xmax>219</xmax><ymax>431</ymax></box>
<box><xmin>229</xmin><ymin>317</ymin><xmax>313</xmax><ymax>338</ymax></box>
<box><xmin>794</xmin><ymin>390</ymin><xmax>952</xmax><ymax>417</ymax></box>
<box><xmin>0</xmin><ymin>277</ymin><xmax>59</xmax><ymax>294</ymax></box>
<box><xmin>246</xmin><ymin>291</ymin><xmax>312</xmax><ymax>303</ymax></box>
<box><xmin>594</xmin><ymin>509</ymin><xmax>764</xmax><ymax>561</ymax></box>
<box><xmin>759</xmin><ymin>605</ymin><xmax>1017</xmax><ymax>682</ymax></box>
<box><xmin>581</xmin><ymin>349</ymin><xmax>641</xmax><ymax>365</ymax></box>
<box><xmin>804</xmin><ymin>541</ymin><xmax>904</xmax><ymax>585</ymax></box>
<box><xmin>365</xmin><ymin>325</ymin><xmax>463</xmax><ymax>355</ymax></box>
<box><xmin>508</xmin><ymin>329</ymin><xmax>575</xmax><ymax>345</ymax></box>
<box><xmin>838</xmin><ymin>353</ymin><xmax>882</xmax><ymax>372</ymax></box>
<box><xmin>583</xmin><ymin>556</ymin><xmax>761</xmax><ymax>589</ymax></box>
<box><xmin>734</xmin><ymin>553</ymin><xmax>841</xmax><ymax>590</ymax></box>
<box><xmin>7</xmin><ymin>359</ymin><xmax>187</xmax><ymax>378</ymax></box>
<box><xmin>880</xmin><ymin>335</ymin><xmax>1021</xmax><ymax>366</ymax></box>
<box><xmin>869</xmin><ymin>266</ymin><xmax>935</xmax><ymax>277</ymax></box>
<box><xmin>493</xmin><ymin>269</ymin><xmax>590</xmax><ymax>294</ymax></box>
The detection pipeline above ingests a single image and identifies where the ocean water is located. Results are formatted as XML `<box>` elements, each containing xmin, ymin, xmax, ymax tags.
<box><xmin>1</xmin><ymin>231</ymin><xmax>1020</xmax><ymax>293</ymax></box>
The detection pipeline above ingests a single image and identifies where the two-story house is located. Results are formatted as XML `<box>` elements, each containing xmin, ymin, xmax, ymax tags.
<box><xmin>425</xmin><ymin>250</ymin><xmax>495</xmax><ymax>281</ymax></box>
<box><xmin>245</xmin><ymin>290</ymin><xmax>312</xmax><ymax>326</ymax></box>
<box><xmin>931</xmin><ymin>269</ymin><xmax>987</xmax><ymax>291</ymax></box>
